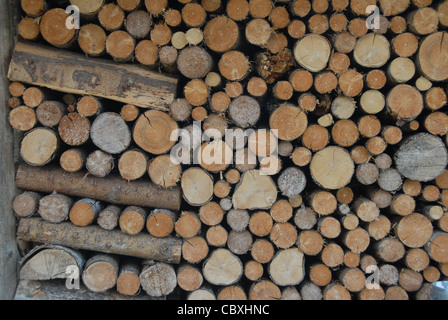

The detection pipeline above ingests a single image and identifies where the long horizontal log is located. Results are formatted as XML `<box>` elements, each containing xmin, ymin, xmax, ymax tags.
<box><xmin>16</xmin><ymin>164</ymin><xmax>182</xmax><ymax>211</ymax></box>
<box><xmin>17</xmin><ymin>218</ymin><xmax>182</xmax><ymax>264</ymax></box>
<box><xmin>8</xmin><ymin>41</ymin><xmax>178</xmax><ymax>110</ymax></box>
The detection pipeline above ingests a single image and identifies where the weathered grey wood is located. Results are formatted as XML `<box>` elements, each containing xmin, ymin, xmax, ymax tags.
<box><xmin>7</xmin><ymin>41</ymin><xmax>178</xmax><ymax>110</ymax></box>
<box><xmin>394</xmin><ymin>133</ymin><xmax>448</xmax><ymax>182</ymax></box>
<box><xmin>0</xmin><ymin>0</ymin><xmax>20</xmax><ymax>300</ymax></box>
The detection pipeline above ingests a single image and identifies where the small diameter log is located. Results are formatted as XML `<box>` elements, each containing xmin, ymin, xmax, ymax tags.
<box><xmin>40</xmin><ymin>9</ymin><xmax>77</xmax><ymax>48</ymax></box>
<box><xmin>23</xmin><ymin>87</ymin><xmax>45</xmax><ymax>108</ymax></box>
<box><xmin>18</xmin><ymin>218</ymin><xmax>182</xmax><ymax>264</ymax></box>
<box><xmin>338</xmin><ymin>69</ymin><xmax>364</xmax><ymax>97</ymax></box>
<box><xmin>343</xmin><ymin>228</ymin><xmax>370</xmax><ymax>254</ymax></box>
<box><xmin>69</xmin><ymin>198</ymin><xmax>101</xmax><ymax>227</ymax></box>
<box><xmin>202</xmin><ymin>249</ymin><xmax>243</xmax><ymax>286</ymax></box>
<box><xmin>270</xmin><ymin>223</ymin><xmax>297</xmax><ymax>249</ymax></box>
<box><xmin>12</xmin><ymin>191</ymin><xmax>41</xmax><ymax>218</ymax></box>
<box><xmin>118</xmin><ymin>149</ymin><xmax>148</xmax><ymax>181</ymax></box>
<box><xmin>354</xmin><ymin>33</ymin><xmax>390</xmax><ymax>68</ymax></box>
<box><xmin>321</xmin><ymin>243</ymin><xmax>345</xmax><ymax>268</ymax></box>
<box><xmin>135</xmin><ymin>40</ymin><xmax>159</xmax><ymax>68</ymax></box>
<box><xmin>426</xmin><ymin>87</ymin><xmax>447</xmax><ymax>111</ymax></box>
<box><xmin>58</xmin><ymin>113</ymin><xmax>90</xmax><ymax>147</ymax></box>
<box><xmin>227</xmin><ymin>0</ymin><xmax>249</xmax><ymax>21</ymax></box>
<box><xmin>251</xmin><ymin>239</ymin><xmax>274</xmax><ymax>264</ymax></box>
<box><xmin>206</xmin><ymin>225</ymin><xmax>228</xmax><ymax>248</ymax></box>
<box><xmin>269</xmin><ymin>248</ymin><xmax>305</xmax><ymax>287</ymax></box>
<box><xmin>175</xmin><ymin>211</ymin><xmax>201</xmax><ymax>239</ymax></box>
<box><xmin>121</xmin><ymin>105</ymin><xmax>140</xmax><ymax>122</ymax></box>
<box><xmin>82</xmin><ymin>254</ymin><xmax>119</xmax><ymax>293</ymax></box>
<box><xmin>228</xmin><ymin>230</ymin><xmax>253</xmax><ymax>255</ymax></box>
<box><xmin>310</xmin><ymin>146</ymin><xmax>354</xmax><ymax>190</ymax></box>
<box><xmin>405</xmin><ymin>249</ymin><xmax>430</xmax><ymax>273</ymax></box>
<box><xmin>18</xmin><ymin>17</ymin><xmax>40</xmax><ymax>41</ymax></box>
<box><xmin>38</xmin><ymin>193</ymin><xmax>73</xmax><ymax>224</ymax></box>
<box><xmin>177</xmin><ymin>46</ymin><xmax>213</xmax><ymax>80</ymax></box>
<box><xmin>133</xmin><ymin>110</ymin><xmax>178</xmax><ymax>155</ymax></box>
<box><xmin>19</xmin><ymin>245</ymin><xmax>84</xmax><ymax>281</ymax></box>
<box><xmin>97</xmin><ymin>205</ymin><xmax>121</xmax><ymax>231</ymax></box>
<box><xmin>294</xmin><ymin>34</ymin><xmax>331</xmax><ymax>72</ymax></box>
<box><xmin>181</xmin><ymin>3</ymin><xmax>206</xmax><ymax>27</ymax></box>
<box><xmin>98</xmin><ymin>4</ymin><xmax>125</xmax><ymax>32</ymax></box>
<box><xmin>16</xmin><ymin>164</ymin><xmax>181</xmax><ymax>211</ymax></box>
<box><xmin>117</xmin><ymin>260</ymin><xmax>141</xmax><ymax>296</ymax></box>
<box><xmin>60</xmin><ymin>148</ymin><xmax>86</xmax><ymax>173</ymax></box>
<box><xmin>339</xmin><ymin>268</ymin><xmax>366</xmax><ymax>293</ymax></box>
<box><xmin>297</xmin><ymin>230</ymin><xmax>324</xmax><ymax>256</ymax></box>
<box><xmin>156</xmin><ymin>45</ymin><xmax>177</xmax><ymax>72</ymax></box>
<box><xmin>204</xmin><ymin>16</ymin><xmax>240</xmax><ymax>53</ymax></box>
<box><xmin>21</xmin><ymin>0</ymin><xmax>47</xmax><ymax>17</ymax></box>
<box><xmin>9</xmin><ymin>106</ymin><xmax>36</xmax><ymax>131</ymax></box>
<box><xmin>146</xmin><ymin>209</ymin><xmax>177</xmax><ymax>238</ymax></box>
<box><xmin>390</xmin><ymin>194</ymin><xmax>415</xmax><ymax>216</ymax></box>
<box><xmin>233</xmin><ymin>170</ymin><xmax>278</xmax><ymax>210</ymax></box>
<box><xmin>249</xmin><ymin>211</ymin><xmax>273</xmax><ymax>238</ymax></box>
<box><xmin>78</xmin><ymin>24</ymin><xmax>107</xmax><ymax>57</ymax></box>
<box><xmin>310</xmin><ymin>264</ymin><xmax>332</xmax><ymax>287</ymax></box>
<box><xmin>77</xmin><ymin>96</ymin><xmax>102</xmax><ymax>118</ymax></box>
<box><xmin>199</xmin><ymin>202</ymin><xmax>224</xmax><ymax>227</ymax></box>
<box><xmin>425</xmin><ymin>232</ymin><xmax>448</xmax><ymax>263</ymax></box>
<box><xmin>119</xmin><ymin>206</ymin><xmax>147</xmax><ymax>235</ymax></box>
<box><xmin>8</xmin><ymin>41</ymin><xmax>178</xmax><ymax>110</ymax></box>
<box><xmin>395</xmin><ymin>133</ymin><xmax>448</xmax><ymax>182</ymax></box>
<box><xmin>187</xmin><ymin>288</ymin><xmax>216</xmax><ymax>300</ymax></box>
<box><xmin>21</xmin><ymin>128</ymin><xmax>59</xmax><ymax>167</ymax></box>
<box><xmin>277</xmin><ymin>167</ymin><xmax>307</xmax><ymax>198</ymax></box>
<box><xmin>86</xmin><ymin>150</ymin><xmax>114</xmax><ymax>178</ymax></box>
<box><xmin>229</xmin><ymin>96</ymin><xmax>261</xmax><ymax>129</ymax></box>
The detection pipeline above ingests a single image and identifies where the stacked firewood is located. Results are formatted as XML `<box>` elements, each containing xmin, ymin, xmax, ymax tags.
<box><xmin>8</xmin><ymin>0</ymin><xmax>448</xmax><ymax>300</ymax></box>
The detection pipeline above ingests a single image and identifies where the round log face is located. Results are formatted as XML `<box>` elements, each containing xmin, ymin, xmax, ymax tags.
<box><xmin>395</xmin><ymin>133</ymin><xmax>448</xmax><ymax>182</ymax></box>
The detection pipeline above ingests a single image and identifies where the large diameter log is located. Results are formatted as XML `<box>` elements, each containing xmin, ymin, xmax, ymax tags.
<box><xmin>17</xmin><ymin>218</ymin><xmax>182</xmax><ymax>264</ymax></box>
<box><xmin>7</xmin><ymin>41</ymin><xmax>178</xmax><ymax>110</ymax></box>
<box><xmin>418</xmin><ymin>32</ymin><xmax>448</xmax><ymax>82</ymax></box>
<box><xmin>394</xmin><ymin>133</ymin><xmax>448</xmax><ymax>182</ymax></box>
<box><xmin>16</xmin><ymin>164</ymin><xmax>181</xmax><ymax>211</ymax></box>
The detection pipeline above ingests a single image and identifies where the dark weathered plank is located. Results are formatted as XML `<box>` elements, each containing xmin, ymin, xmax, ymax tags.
<box><xmin>8</xmin><ymin>41</ymin><xmax>178</xmax><ymax>110</ymax></box>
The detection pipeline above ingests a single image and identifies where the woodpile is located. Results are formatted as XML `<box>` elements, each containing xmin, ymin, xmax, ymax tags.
<box><xmin>8</xmin><ymin>0</ymin><xmax>448</xmax><ymax>301</ymax></box>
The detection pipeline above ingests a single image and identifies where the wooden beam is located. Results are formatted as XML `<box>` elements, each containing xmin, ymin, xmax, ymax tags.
<box><xmin>8</xmin><ymin>40</ymin><xmax>178</xmax><ymax>110</ymax></box>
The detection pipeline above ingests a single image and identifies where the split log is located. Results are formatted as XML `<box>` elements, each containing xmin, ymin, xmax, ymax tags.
<box><xmin>19</xmin><ymin>245</ymin><xmax>84</xmax><ymax>281</ymax></box>
<box><xmin>8</xmin><ymin>41</ymin><xmax>177</xmax><ymax>110</ymax></box>
<box><xmin>232</xmin><ymin>170</ymin><xmax>278</xmax><ymax>210</ymax></box>
<box><xmin>268</xmin><ymin>248</ymin><xmax>305</xmax><ymax>286</ymax></box>
<box><xmin>82</xmin><ymin>254</ymin><xmax>119</xmax><ymax>293</ymax></box>
<box><xmin>16</xmin><ymin>164</ymin><xmax>182</xmax><ymax>211</ymax></box>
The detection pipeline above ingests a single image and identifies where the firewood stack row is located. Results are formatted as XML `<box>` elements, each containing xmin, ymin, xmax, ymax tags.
<box><xmin>8</xmin><ymin>0</ymin><xmax>448</xmax><ymax>300</ymax></box>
